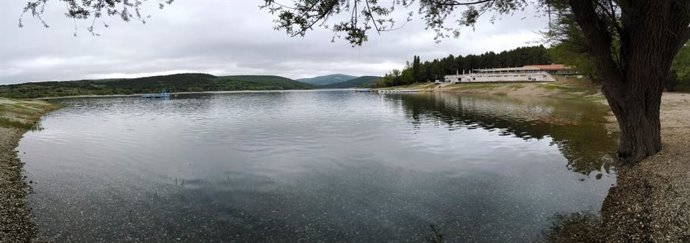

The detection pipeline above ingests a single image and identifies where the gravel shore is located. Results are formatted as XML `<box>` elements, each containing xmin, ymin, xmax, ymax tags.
<box><xmin>601</xmin><ymin>92</ymin><xmax>690</xmax><ymax>242</ymax></box>
<box><xmin>0</xmin><ymin>99</ymin><xmax>58</xmax><ymax>242</ymax></box>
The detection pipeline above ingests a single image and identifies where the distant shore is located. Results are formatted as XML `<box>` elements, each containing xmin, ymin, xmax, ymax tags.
<box><xmin>0</xmin><ymin>98</ymin><xmax>59</xmax><ymax>242</ymax></box>
<box><xmin>37</xmin><ymin>88</ymin><xmax>369</xmax><ymax>100</ymax></box>
<box><xmin>375</xmin><ymin>78</ymin><xmax>605</xmax><ymax>101</ymax></box>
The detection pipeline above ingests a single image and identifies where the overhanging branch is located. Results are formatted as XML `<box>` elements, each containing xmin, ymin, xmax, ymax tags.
<box><xmin>569</xmin><ymin>0</ymin><xmax>623</xmax><ymax>87</ymax></box>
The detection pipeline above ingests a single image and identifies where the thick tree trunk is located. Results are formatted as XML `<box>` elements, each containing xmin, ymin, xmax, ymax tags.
<box><xmin>604</xmin><ymin>83</ymin><xmax>663</xmax><ymax>164</ymax></box>
<box><xmin>568</xmin><ymin>0</ymin><xmax>690</xmax><ymax>165</ymax></box>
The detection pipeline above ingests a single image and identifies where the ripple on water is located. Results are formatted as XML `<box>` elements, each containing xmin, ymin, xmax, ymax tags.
<box><xmin>20</xmin><ymin>91</ymin><xmax>617</xmax><ymax>242</ymax></box>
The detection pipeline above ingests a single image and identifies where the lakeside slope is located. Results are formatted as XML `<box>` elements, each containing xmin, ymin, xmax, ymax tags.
<box><xmin>377</xmin><ymin>79</ymin><xmax>604</xmax><ymax>100</ymax></box>
<box><xmin>0</xmin><ymin>98</ymin><xmax>59</xmax><ymax>242</ymax></box>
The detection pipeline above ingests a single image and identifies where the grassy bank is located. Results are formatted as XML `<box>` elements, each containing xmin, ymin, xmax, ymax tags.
<box><xmin>0</xmin><ymin>98</ymin><xmax>59</xmax><ymax>242</ymax></box>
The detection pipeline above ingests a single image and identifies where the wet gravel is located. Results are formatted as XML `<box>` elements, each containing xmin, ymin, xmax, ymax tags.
<box><xmin>0</xmin><ymin>99</ymin><xmax>57</xmax><ymax>242</ymax></box>
<box><xmin>0</xmin><ymin>127</ymin><xmax>37</xmax><ymax>242</ymax></box>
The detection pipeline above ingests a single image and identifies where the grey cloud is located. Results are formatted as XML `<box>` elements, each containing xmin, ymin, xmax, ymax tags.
<box><xmin>0</xmin><ymin>0</ymin><xmax>548</xmax><ymax>84</ymax></box>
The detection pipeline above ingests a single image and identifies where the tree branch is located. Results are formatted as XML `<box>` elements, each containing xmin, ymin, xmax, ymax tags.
<box><xmin>436</xmin><ymin>0</ymin><xmax>493</xmax><ymax>6</ymax></box>
<box><xmin>568</xmin><ymin>0</ymin><xmax>623</xmax><ymax>86</ymax></box>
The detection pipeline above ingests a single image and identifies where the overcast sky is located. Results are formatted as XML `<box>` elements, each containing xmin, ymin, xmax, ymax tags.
<box><xmin>0</xmin><ymin>1</ymin><xmax>548</xmax><ymax>84</ymax></box>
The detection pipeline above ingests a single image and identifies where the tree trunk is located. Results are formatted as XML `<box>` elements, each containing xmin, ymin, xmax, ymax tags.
<box><xmin>568</xmin><ymin>0</ymin><xmax>690</xmax><ymax>165</ymax></box>
<box><xmin>603</xmin><ymin>47</ymin><xmax>667</xmax><ymax>164</ymax></box>
<box><xmin>604</xmin><ymin>83</ymin><xmax>663</xmax><ymax>164</ymax></box>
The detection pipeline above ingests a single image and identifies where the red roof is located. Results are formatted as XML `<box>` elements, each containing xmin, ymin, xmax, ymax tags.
<box><xmin>523</xmin><ymin>64</ymin><xmax>571</xmax><ymax>71</ymax></box>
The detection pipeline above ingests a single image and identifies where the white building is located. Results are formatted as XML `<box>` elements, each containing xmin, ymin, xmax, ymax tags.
<box><xmin>443</xmin><ymin>64</ymin><xmax>572</xmax><ymax>83</ymax></box>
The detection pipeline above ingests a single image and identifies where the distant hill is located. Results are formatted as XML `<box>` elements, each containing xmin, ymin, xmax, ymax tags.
<box><xmin>321</xmin><ymin>76</ymin><xmax>381</xmax><ymax>88</ymax></box>
<box><xmin>218</xmin><ymin>75</ymin><xmax>313</xmax><ymax>90</ymax></box>
<box><xmin>0</xmin><ymin>73</ymin><xmax>314</xmax><ymax>98</ymax></box>
<box><xmin>297</xmin><ymin>74</ymin><xmax>357</xmax><ymax>86</ymax></box>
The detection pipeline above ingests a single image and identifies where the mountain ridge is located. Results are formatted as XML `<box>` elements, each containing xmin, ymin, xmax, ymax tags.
<box><xmin>320</xmin><ymin>76</ymin><xmax>381</xmax><ymax>88</ymax></box>
<box><xmin>0</xmin><ymin>73</ymin><xmax>314</xmax><ymax>98</ymax></box>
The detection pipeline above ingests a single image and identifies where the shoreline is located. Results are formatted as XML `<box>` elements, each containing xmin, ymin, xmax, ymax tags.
<box><xmin>0</xmin><ymin>98</ymin><xmax>59</xmax><ymax>242</ymax></box>
<box><xmin>37</xmin><ymin>88</ymin><xmax>369</xmax><ymax>100</ymax></box>
<box><xmin>374</xmin><ymin>79</ymin><xmax>605</xmax><ymax>101</ymax></box>
<box><xmin>380</xmin><ymin>80</ymin><xmax>690</xmax><ymax>240</ymax></box>
<box><xmin>3</xmin><ymin>84</ymin><xmax>688</xmax><ymax>241</ymax></box>
<box><xmin>599</xmin><ymin>92</ymin><xmax>690</xmax><ymax>241</ymax></box>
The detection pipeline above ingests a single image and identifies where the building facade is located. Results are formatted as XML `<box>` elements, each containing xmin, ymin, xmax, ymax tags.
<box><xmin>443</xmin><ymin>64</ymin><xmax>573</xmax><ymax>83</ymax></box>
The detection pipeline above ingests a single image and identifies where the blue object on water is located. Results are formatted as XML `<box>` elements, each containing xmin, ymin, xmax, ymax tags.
<box><xmin>142</xmin><ymin>89</ymin><xmax>170</xmax><ymax>99</ymax></box>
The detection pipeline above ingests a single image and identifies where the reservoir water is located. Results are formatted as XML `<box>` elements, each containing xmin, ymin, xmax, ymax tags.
<box><xmin>20</xmin><ymin>90</ymin><xmax>617</xmax><ymax>242</ymax></box>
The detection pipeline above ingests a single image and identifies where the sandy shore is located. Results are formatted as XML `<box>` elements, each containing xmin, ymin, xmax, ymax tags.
<box><xmin>0</xmin><ymin>98</ymin><xmax>58</xmax><ymax>242</ymax></box>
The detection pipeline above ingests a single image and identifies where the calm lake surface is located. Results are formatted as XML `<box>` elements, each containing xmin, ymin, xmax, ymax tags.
<box><xmin>20</xmin><ymin>90</ymin><xmax>617</xmax><ymax>242</ymax></box>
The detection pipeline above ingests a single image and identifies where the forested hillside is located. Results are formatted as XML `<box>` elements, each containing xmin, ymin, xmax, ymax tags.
<box><xmin>0</xmin><ymin>74</ymin><xmax>313</xmax><ymax>98</ymax></box>
<box><xmin>372</xmin><ymin>46</ymin><xmax>552</xmax><ymax>87</ymax></box>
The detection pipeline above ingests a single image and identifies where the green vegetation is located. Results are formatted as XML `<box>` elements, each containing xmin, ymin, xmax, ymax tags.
<box><xmin>671</xmin><ymin>44</ymin><xmax>690</xmax><ymax>92</ymax></box>
<box><xmin>0</xmin><ymin>74</ymin><xmax>314</xmax><ymax>98</ymax></box>
<box><xmin>321</xmin><ymin>76</ymin><xmax>380</xmax><ymax>88</ymax></box>
<box><xmin>0</xmin><ymin>99</ymin><xmax>60</xmax><ymax>130</ymax></box>
<box><xmin>372</xmin><ymin>46</ymin><xmax>551</xmax><ymax>88</ymax></box>
<box><xmin>0</xmin><ymin>98</ymin><xmax>58</xmax><ymax>243</ymax></box>
<box><xmin>0</xmin><ymin>117</ymin><xmax>34</xmax><ymax>130</ymax></box>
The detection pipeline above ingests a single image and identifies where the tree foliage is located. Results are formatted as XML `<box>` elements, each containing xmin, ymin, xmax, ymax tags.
<box><xmin>261</xmin><ymin>0</ymin><xmax>530</xmax><ymax>45</ymax></box>
<box><xmin>542</xmin><ymin>2</ymin><xmax>598</xmax><ymax>79</ymax></box>
<box><xmin>672</xmin><ymin>43</ymin><xmax>690</xmax><ymax>83</ymax></box>
<box><xmin>20</xmin><ymin>0</ymin><xmax>174</xmax><ymax>35</ymax></box>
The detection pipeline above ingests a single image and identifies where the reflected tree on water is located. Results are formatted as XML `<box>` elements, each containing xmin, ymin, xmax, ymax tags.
<box><xmin>389</xmin><ymin>93</ymin><xmax>617</xmax><ymax>176</ymax></box>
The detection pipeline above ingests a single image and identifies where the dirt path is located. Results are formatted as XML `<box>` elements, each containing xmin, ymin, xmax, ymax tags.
<box><xmin>0</xmin><ymin>98</ymin><xmax>58</xmax><ymax>242</ymax></box>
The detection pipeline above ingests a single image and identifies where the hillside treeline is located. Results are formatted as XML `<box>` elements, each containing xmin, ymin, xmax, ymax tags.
<box><xmin>372</xmin><ymin>46</ymin><xmax>552</xmax><ymax>87</ymax></box>
<box><xmin>0</xmin><ymin>74</ymin><xmax>313</xmax><ymax>98</ymax></box>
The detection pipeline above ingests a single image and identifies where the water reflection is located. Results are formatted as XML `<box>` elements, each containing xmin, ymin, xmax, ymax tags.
<box><xmin>20</xmin><ymin>91</ymin><xmax>616</xmax><ymax>242</ymax></box>
<box><xmin>389</xmin><ymin>93</ymin><xmax>617</xmax><ymax>176</ymax></box>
